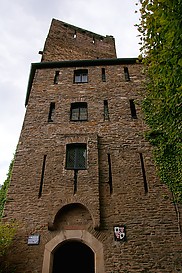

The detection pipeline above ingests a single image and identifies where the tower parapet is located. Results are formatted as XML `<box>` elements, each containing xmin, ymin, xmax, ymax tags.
<box><xmin>41</xmin><ymin>19</ymin><xmax>117</xmax><ymax>61</ymax></box>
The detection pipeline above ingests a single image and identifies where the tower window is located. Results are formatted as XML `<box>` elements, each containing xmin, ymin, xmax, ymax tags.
<box><xmin>73</xmin><ymin>30</ymin><xmax>77</xmax><ymax>39</ymax></box>
<box><xmin>66</xmin><ymin>143</ymin><xmax>87</xmax><ymax>170</ymax></box>
<box><xmin>74</xmin><ymin>69</ymin><xmax>88</xmax><ymax>83</ymax></box>
<box><xmin>139</xmin><ymin>153</ymin><xmax>148</xmax><ymax>193</ymax></box>
<box><xmin>38</xmin><ymin>155</ymin><xmax>47</xmax><ymax>198</ymax></box>
<box><xmin>107</xmin><ymin>153</ymin><xmax>113</xmax><ymax>194</ymax></box>
<box><xmin>104</xmin><ymin>100</ymin><xmax>109</xmax><ymax>121</ymax></box>
<box><xmin>54</xmin><ymin>71</ymin><xmax>60</xmax><ymax>84</ymax></box>
<box><xmin>70</xmin><ymin>102</ymin><xmax>88</xmax><ymax>121</ymax></box>
<box><xmin>124</xmin><ymin>67</ymin><xmax>130</xmax><ymax>81</ymax></box>
<box><xmin>102</xmin><ymin>68</ymin><xmax>106</xmax><ymax>82</ymax></box>
<box><xmin>48</xmin><ymin>102</ymin><xmax>55</xmax><ymax>122</ymax></box>
<box><xmin>129</xmin><ymin>99</ymin><xmax>137</xmax><ymax>119</ymax></box>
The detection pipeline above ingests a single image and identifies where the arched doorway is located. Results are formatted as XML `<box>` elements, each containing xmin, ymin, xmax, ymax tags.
<box><xmin>42</xmin><ymin>230</ymin><xmax>105</xmax><ymax>273</ymax></box>
<box><xmin>52</xmin><ymin>241</ymin><xmax>95</xmax><ymax>273</ymax></box>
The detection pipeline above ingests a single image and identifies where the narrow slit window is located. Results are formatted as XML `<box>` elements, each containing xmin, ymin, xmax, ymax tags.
<box><xmin>104</xmin><ymin>100</ymin><xmax>109</xmax><ymax>121</ymax></box>
<box><xmin>139</xmin><ymin>153</ymin><xmax>148</xmax><ymax>193</ymax></box>
<box><xmin>73</xmin><ymin>170</ymin><xmax>78</xmax><ymax>194</ymax></box>
<box><xmin>102</xmin><ymin>68</ymin><xmax>106</xmax><ymax>82</ymax></box>
<box><xmin>129</xmin><ymin>99</ymin><xmax>137</xmax><ymax>119</ymax></box>
<box><xmin>107</xmin><ymin>153</ymin><xmax>113</xmax><ymax>194</ymax></box>
<box><xmin>66</xmin><ymin>143</ymin><xmax>87</xmax><ymax>170</ymax></box>
<box><xmin>54</xmin><ymin>71</ymin><xmax>60</xmax><ymax>84</ymax></box>
<box><xmin>124</xmin><ymin>67</ymin><xmax>130</xmax><ymax>81</ymax></box>
<box><xmin>73</xmin><ymin>30</ymin><xmax>77</xmax><ymax>39</ymax></box>
<box><xmin>48</xmin><ymin>102</ymin><xmax>55</xmax><ymax>122</ymax></box>
<box><xmin>38</xmin><ymin>155</ymin><xmax>47</xmax><ymax>198</ymax></box>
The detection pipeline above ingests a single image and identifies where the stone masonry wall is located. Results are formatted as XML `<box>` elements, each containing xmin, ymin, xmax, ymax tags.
<box><xmin>3</xmin><ymin>19</ymin><xmax>181</xmax><ymax>273</ymax></box>
<box><xmin>4</xmin><ymin>62</ymin><xmax>182</xmax><ymax>273</ymax></box>
<box><xmin>42</xmin><ymin>19</ymin><xmax>116</xmax><ymax>61</ymax></box>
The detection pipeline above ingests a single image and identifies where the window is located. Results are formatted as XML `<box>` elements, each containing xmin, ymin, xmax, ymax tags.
<box><xmin>129</xmin><ymin>99</ymin><xmax>137</xmax><ymax>119</ymax></box>
<box><xmin>104</xmin><ymin>100</ymin><xmax>109</xmax><ymax>121</ymax></box>
<box><xmin>70</xmin><ymin>102</ymin><xmax>88</xmax><ymax>121</ymax></box>
<box><xmin>74</xmin><ymin>69</ymin><xmax>88</xmax><ymax>83</ymax></box>
<box><xmin>73</xmin><ymin>30</ymin><xmax>77</xmax><ymax>39</ymax></box>
<box><xmin>107</xmin><ymin>153</ymin><xmax>113</xmax><ymax>194</ymax></box>
<box><xmin>102</xmin><ymin>68</ymin><xmax>106</xmax><ymax>82</ymax></box>
<box><xmin>66</xmin><ymin>143</ymin><xmax>87</xmax><ymax>170</ymax></box>
<box><xmin>48</xmin><ymin>102</ymin><xmax>55</xmax><ymax>122</ymax></box>
<box><xmin>139</xmin><ymin>153</ymin><xmax>148</xmax><ymax>193</ymax></box>
<box><xmin>124</xmin><ymin>67</ymin><xmax>130</xmax><ymax>81</ymax></box>
<box><xmin>54</xmin><ymin>71</ymin><xmax>60</xmax><ymax>84</ymax></box>
<box><xmin>38</xmin><ymin>155</ymin><xmax>47</xmax><ymax>198</ymax></box>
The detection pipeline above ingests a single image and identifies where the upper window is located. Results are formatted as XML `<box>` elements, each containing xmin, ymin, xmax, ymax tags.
<box><xmin>70</xmin><ymin>102</ymin><xmax>88</xmax><ymax>121</ymax></box>
<box><xmin>48</xmin><ymin>102</ymin><xmax>55</xmax><ymax>122</ymax></box>
<box><xmin>124</xmin><ymin>67</ymin><xmax>130</xmax><ymax>81</ymax></box>
<box><xmin>54</xmin><ymin>71</ymin><xmax>60</xmax><ymax>84</ymax></box>
<box><xmin>102</xmin><ymin>68</ymin><xmax>106</xmax><ymax>82</ymax></box>
<box><xmin>129</xmin><ymin>99</ymin><xmax>137</xmax><ymax>119</ymax></box>
<box><xmin>66</xmin><ymin>143</ymin><xmax>87</xmax><ymax>170</ymax></box>
<box><xmin>74</xmin><ymin>69</ymin><xmax>88</xmax><ymax>83</ymax></box>
<box><xmin>104</xmin><ymin>100</ymin><xmax>109</xmax><ymax>121</ymax></box>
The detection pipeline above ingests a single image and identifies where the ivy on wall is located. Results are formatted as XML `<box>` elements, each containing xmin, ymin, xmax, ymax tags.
<box><xmin>0</xmin><ymin>159</ymin><xmax>14</xmax><ymax>218</ymax></box>
<box><xmin>0</xmin><ymin>158</ymin><xmax>17</xmax><ymax>273</ymax></box>
<box><xmin>137</xmin><ymin>0</ymin><xmax>182</xmax><ymax>203</ymax></box>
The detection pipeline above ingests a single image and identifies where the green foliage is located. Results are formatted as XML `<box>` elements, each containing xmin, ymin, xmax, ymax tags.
<box><xmin>0</xmin><ymin>159</ymin><xmax>14</xmax><ymax>218</ymax></box>
<box><xmin>0</xmin><ymin>221</ymin><xmax>17</xmax><ymax>257</ymax></box>
<box><xmin>137</xmin><ymin>0</ymin><xmax>182</xmax><ymax>202</ymax></box>
<box><xmin>0</xmin><ymin>158</ymin><xmax>17</xmax><ymax>272</ymax></box>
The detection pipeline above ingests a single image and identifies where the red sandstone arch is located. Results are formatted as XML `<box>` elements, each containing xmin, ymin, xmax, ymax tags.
<box><xmin>48</xmin><ymin>202</ymin><xmax>98</xmax><ymax>231</ymax></box>
<box><xmin>42</xmin><ymin>230</ymin><xmax>105</xmax><ymax>273</ymax></box>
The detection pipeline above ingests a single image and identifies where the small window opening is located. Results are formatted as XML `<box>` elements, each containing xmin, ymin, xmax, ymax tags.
<box><xmin>66</xmin><ymin>143</ymin><xmax>87</xmax><ymax>170</ymax></box>
<box><xmin>48</xmin><ymin>102</ymin><xmax>55</xmax><ymax>122</ymax></box>
<box><xmin>73</xmin><ymin>30</ymin><xmax>77</xmax><ymax>39</ymax></box>
<box><xmin>129</xmin><ymin>99</ymin><xmax>137</xmax><ymax>119</ymax></box>
<box><xmin>139</xmin><ymin>153</ymin><xmax>148</xmax><ymax>193</ymax></box>
<box><xmin>92</xmin><ymin>37</ymin><xmax>95</xmax><ymax>44</ymax></box>
<box><xmin>74</xmin><ymin>169</ymin><xmax>78</xmax><ymax>194</ymax></box>
<box><xmin>54</xmin><ymin>71</ymin><xmax>60</xmax><ymax>84</ymax></box>
<box><xmin>124</xmin><ymin>67</ymin><xmax>130</xmax><ymax>81</ymax></box>
<box><xmin>38</xmin><ymin>155</ymin><xmax>47</xmax><ymax>198</ymax></box>
<box><xmin>70</xmin><ymin>102</ymin><xmax>88</xmax><ymax>121</ymax></box>
<box><xmin>74</xmin><ymin>69</ymin><xmax>88</xmax><ymax>83</ymax></box>
<box><xmin>107</xmin><ymin>153</ymin><xmax>113</xmax><ymax>194</ymax></box>
<box><xmin>104</xmin><ymin>100</ymin><xmax>109</xmax><ymax>121</ymax></box>
<box><xmin>102</xmin><ymin>68</ymin><xmax>106</xmax><ymax>82</ymax></box>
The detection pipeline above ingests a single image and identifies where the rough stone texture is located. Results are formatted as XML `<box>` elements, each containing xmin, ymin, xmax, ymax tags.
<box><xmin>3</xmin><ymin>19</ymin><xmax>182</xmax><ymax>273</ymax></box>
<box><xmin>42</xmin><ymin>19</ymin><xmax>116</xmax><ymax>61</ymax></box>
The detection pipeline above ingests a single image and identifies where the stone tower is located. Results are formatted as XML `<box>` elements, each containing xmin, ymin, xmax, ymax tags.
<box><xmin>4</xmin><ymin>19</ymin><xmax>181</xmax><ymax>273</ymax></box>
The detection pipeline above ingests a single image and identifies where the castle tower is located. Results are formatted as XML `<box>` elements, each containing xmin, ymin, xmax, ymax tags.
<box><xmin>4</xmin><ymin>19</ymin><xmax>181</xmax><ymax>273</ymax></box>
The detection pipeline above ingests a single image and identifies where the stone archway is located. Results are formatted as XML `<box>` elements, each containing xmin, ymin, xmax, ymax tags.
<box><xmin>42</xmin><ymin>230</ymin><xmax>105</xmax><ymax>273</ymax></box>
<box><xmin>52</xmin><ymin>240</ymin><xmax>95</xmax><ymax>273</ymax></box>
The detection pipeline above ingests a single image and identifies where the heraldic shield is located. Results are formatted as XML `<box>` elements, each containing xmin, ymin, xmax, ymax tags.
<box><xmin>114</xmin><ymin>226</ymin><xmax>126</xmax><ymax>241</ymax></box>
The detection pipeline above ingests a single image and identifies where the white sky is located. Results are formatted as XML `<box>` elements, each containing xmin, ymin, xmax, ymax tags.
<box><xmin>0</xmin><ymin>0</ymin><xmax>141</xmax><ymax>184</ymax></box>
